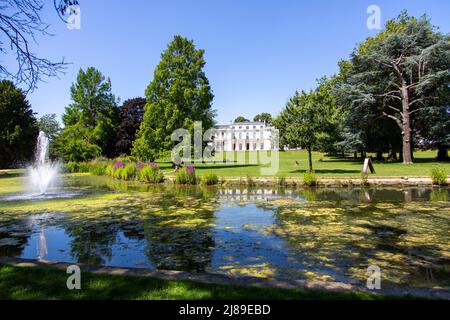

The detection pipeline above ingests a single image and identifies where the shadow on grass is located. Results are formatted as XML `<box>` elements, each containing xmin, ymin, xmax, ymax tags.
<box><xmin>289</xmin><ymin>169</ymin><xmax>360</xmax><ymax>174</ymax></box>
<box><xmin>0</xmin><ymin>173</ymin><xmax>24</xmax><ymax>179</ymax></box>
<box><xmin>0</xmin><ymin>264</ymin><xmax>385</xmax><ymax>300</ymax></box>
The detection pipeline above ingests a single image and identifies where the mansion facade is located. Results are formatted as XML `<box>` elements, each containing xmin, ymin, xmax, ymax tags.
<box><xmin>212</xmin><ymin>121</ymin><xmax>278</xmax><ymax>151</ymax></box>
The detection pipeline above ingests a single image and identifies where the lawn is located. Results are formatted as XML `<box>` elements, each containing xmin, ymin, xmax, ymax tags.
<box><xmin>0</xmin><ymin>264</ymin><xmax>395</xmax><ymax>300</ymax></box>
<box><xmin>167</xmin><ymin>150</ymin><xmax>449</xmax><ymax>177</ymax></box>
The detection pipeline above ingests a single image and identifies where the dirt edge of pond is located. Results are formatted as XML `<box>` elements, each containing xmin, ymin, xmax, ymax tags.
<box><xmin>1</xmin><ymin>257</ymin><xmax>448</xmax><ymax>300</ymax></box>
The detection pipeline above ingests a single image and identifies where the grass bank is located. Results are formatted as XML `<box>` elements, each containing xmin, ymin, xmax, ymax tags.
<box><xmin>0</xmin><ymin>264</ymin><xmax>393</xmax><ymax>300</ymax></box>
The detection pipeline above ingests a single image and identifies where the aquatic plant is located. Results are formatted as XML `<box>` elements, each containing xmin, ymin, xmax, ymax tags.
<box><xmin>120</xmin><ymin>163</ymin><xmax>137</xmax><ymax>180</ymax></box>
<box><xmin>202</xmin><ymin>172</ymin><xmax>219</xmax><ymax>185</ymax></box>
<box><xmin>430</xmin><ymin>167</ymin><xmax>447</xmax><ymax>186</ymax></box>
<box><xmin>175</xmin><ymin>167</ymin><xmax>198</xmax><ymax>185</ymax></box>
<box><xmin>88</xmin><ymin>162</ymin><xmax>107</xmax><ymax>176</ymax></box>
<box><xmin>113</xmin><ymin>161</ymin><xmax>124</xmax><ymax>171</ymax></box>
<box><xmin>138</xmin><ymin>164</ymin><xmax>164</xmax><ymax>183</ymax></box>
<box><xmin>303</xmin><ymin>171</ymin><xmax>316</xmax><ymax>186</ymax></box>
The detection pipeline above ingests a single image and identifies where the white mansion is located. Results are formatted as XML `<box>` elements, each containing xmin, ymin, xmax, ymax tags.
<box><xmin>212</xmin><ymin>121</ymin><xmax>278</xmax><ymax>151</ymax></box>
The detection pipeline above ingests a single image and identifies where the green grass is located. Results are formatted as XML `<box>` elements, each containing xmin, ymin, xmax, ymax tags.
<box><xmin>0</xmin><ymin>264</ymin><xmax>394</xmax><ymax>300</ymax></box>
<box><xmin>161</xmin><ymin>150</ymin><xmax>449</xmax><ymax>178</ymax></box>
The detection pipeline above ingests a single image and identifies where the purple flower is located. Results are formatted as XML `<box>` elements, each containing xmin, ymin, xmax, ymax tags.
<box><xmin>113</xmin><ymin>161</ymin><xmax>124</xmax><ymax>170</ymax></box>
<box><xmin>136</xmin><ymin>161</ymin><xmax>145</xmax><ymax>170</ymax></box>
<box><xmin>147</xmin><ymin>161</ymin><xmax>159</xmax><ymax>170</ymax></box>
<box><xmin>186</xmin><ymin>165</ymin><xmax>195</xmax><ymax>173</ymax></box>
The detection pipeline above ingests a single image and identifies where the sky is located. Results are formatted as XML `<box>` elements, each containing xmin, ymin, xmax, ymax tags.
<box><xmin>4</xmin><ymin>0</ymin><xmax>450</xmax><ymax>125</ymax></box>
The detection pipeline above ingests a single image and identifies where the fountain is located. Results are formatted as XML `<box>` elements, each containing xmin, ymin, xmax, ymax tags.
<box><xmin>28</xmin><ymin>131</ymin><xmax>59</xmax><ymax>195</ymax></box>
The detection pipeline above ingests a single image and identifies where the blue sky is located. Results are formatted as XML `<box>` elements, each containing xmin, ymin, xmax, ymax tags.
<box><xmin>7</xmin><ymin>0</ymin><xmax>450</xmax><ymax>125</ymax></box>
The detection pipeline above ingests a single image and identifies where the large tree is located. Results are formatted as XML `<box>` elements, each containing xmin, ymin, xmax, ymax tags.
<box><xmin>132</xmin><ymin>35</ymin><xmax>215</xmax><ymax>160</ymax></box>
<box><xmin>56</xmin><ymin>67</ymin><xmax>118</xmax><ymax>161</ymax></box>
<box><xmin>37</xmin><ymin>113</ymin><xmax>60</xmax><ymax>141</ymax></box>
<box><xmin>115</xmin><ymin>97</ymin><xmax>146</xmax><ymax>156</ymax></box>
<box><xmin>0</xmin><ymin>80</ymin><xmax>38</xmax><ymax>167</ymax></box>
<box><xmin>339</xmin><ymin>12</ymin><xmax>450</xmax><ymax>164</ymax></box>
<box><xmin>277</xmin><ymin>84</ymin><xmax>338</xmax><ymax>172</ymax></box>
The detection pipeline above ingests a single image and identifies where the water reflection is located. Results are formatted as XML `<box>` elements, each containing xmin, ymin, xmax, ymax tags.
<box><xmin>0</xmin><ymin>176</ymin><xmax>448</xmax><ymax>289</ymax></box>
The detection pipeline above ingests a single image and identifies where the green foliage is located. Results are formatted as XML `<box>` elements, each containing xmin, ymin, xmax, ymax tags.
<box><xmin>114</xmin><ymin>167</ymin><xmax>124</xmax><ymax>180</ymax></box>
<box><xmin>253</xmin><ymin>113</ymin><xmax>273</xmax><ymax>125</ymax></box>
<box><xmin>276</xmin><ymin>79</ymin><xmax>342</xmax><ymax>171</ymax></box>
<box><xmin>37</xmin><ymin>114</ymin><xmax>60</xmax><ymax>141</ymax></box>
<box><xmin>430</xmin><ymin>167</ymin><xmax>447</xmax><ymax>186</ymax></box>
<box><xmin>303</xmin><ymin>171</ymin><xmax>317</xmax><ymax>186</ymax></box>
<box><xmin>234</xmin><ymin>116</ymin><xmax>249</xmax><ymax>123</ymax></box>
<box><xmin>335</xmin><ymin>12</ymin><xmax>450</xmax><ymax>164</ymax></box>
<box><xmin>430</xmin><ymin>189</ymin><xmax>449</xmax><ymax>202</ymax></box>
<box><xmin>57</xmin><ymin>67</ymin><xmax>118</xmax><ymax>161</ymax></box>
<box><xmin>132</xmin><ymin>35</ymin><xmax>215</xmax><ymax>160</ymax></box>
<box><xmin>0</xmin><ymin>80</ymin><xmax>38</xmax><ymax>167</ymax></box>
<box><xmin>88</xmin><ymin>162</ymin><xmax>107</xmax><ymax>176</ymax></box>
<box><xmin>201</xmin><ymin>172</ymin><xmax>219</xmax><ymax>185</ymax></box>
<box><xmin>55</xmin><ymin>123</ymin><xmax>102</xmax><ymax>162</ymax></box>
<box><xmin>138</xmin><ymin>164</ymin><xmax>165</xmax><ymax>183</ymax></box>
<box><xmin>120</xmin><ymin>163</ymin><xmax>137</xmax><ymax>180</ymax></box>
<box><xmin>175</xmin><ymin>167</ymin><xmax>198</xmax><ymax>185</ymax></box>
<box><xmin>63</xmin><ymin>161</ymin><xmax>90</xmax><ymax>173</ymax></box>
<box><xmin>105</xmin><ymin>164</ymin><xmax>115</xmax><ymax>177</ymax></box>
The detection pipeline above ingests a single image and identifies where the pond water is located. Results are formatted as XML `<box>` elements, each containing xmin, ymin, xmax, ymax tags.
<box><xmin>0</xmin><ymin>174</ymin><xmax>449</xmax><ymax>289</ymax></box>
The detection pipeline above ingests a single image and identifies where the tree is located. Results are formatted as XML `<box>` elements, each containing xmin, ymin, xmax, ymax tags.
<box><xmin>56</xmin><ymin>67</ymin><xmax>118</xmax><ymax>161</ymax></box>
<box><xmin>37</xmin><ymin>114</ymin><xmax>60</xmax><ymax>141</ymax></box>
<box><xmin>115</xmin><ymin>97</ymin><xmax>146</xmax><ymax>156</ymax></box>
<box><xmin>132</xmin><ymin>35</ymin><xmax>215</xmax><ymax>160</ymax></box>
<box><xmin>54</xmin><ymin>122</ymin><xmax>101</xmax><ymax>161</ymax></box>
<box><xmin>277</xmin><ymin>86</ymin><xmax>337</xmax><ymax>172</ymax></box>
<box><xmin>253</xmin><ymin>113</ymin><xmax>273</xmax><ymax>125</ymax></box>
<box><xmin>234</xmin><ymin>116</ymin><xmax>250</xmax><ymax>123</ymax></box>
<box><xmin>0</xmin><ymin>80</ymin><xmax>38</xmax><ymax>167</ymax></box>
<box><xmin>339</xmin><ymin>12</ymin><xmax>450</xmax><ymax>164</ymax></box>
<box><xmin>0</xmin><ymin>0</ymin><xmax>79</xmax><ymax>92</ymax></box>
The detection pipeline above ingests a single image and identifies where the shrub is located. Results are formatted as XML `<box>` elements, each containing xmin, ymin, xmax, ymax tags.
<box><xmin>105</xmin><ymin>164</ymin><xmax>115</xmax><ymax>176</ymax></box>
<box><xmin>63</xmin><ymin>161</ymin><xmax>77</xmax><ymax>173</ymax></box>
<box><xmin>114</xmin><ymin>167</ymin><xmax>124</xmax><ymax>179</ymax></box>
<box><xmin>430</xmin><ymin>167</ymin><xmax>447</xmax><ymax>186</ymax></box>
<box><xmin>175</xmin><ymin>166</ymin><xmax>197</xmax><ymax>185</ymax></box>
<box><xmin>120</xmin><ymin>163</ymin><xmax>137</xmax><ymax>180</ymax></box>
<box><xmin>138</xmin><ymin>164</ymin><xmax>164</xmax><ymax>183</ymax></box>
<box><xmin>89</xmin><ymin>162</ymin><xmax>107</xmax><ymax>175</ymax></box>
<box><xmin>77</xmin><ymin>162</ymin><xmax>90</xmax><ymax>173</ymax></box>
<box><xmin>202</xmin><ymin>172</ymin><xmax>219</xmax><ymax>185</ymax></box>
<box><xmin>303</xmin><ymin>171</ymin><xmax>316</xmax><ymax>186</ymax></box>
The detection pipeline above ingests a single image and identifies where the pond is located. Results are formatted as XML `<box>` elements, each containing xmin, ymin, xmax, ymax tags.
<box><xmin>0</xmin><ymin>174</ymin><xmax>449</xmax><ymax>289</ymax></box>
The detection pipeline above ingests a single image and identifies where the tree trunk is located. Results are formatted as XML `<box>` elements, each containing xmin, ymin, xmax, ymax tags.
<box><xmin>376</xmin><ymin>151</ymin><xmax>383</xmax><ymax>161</ymax></box>
<box><xmin>307</xmin><ymin>147</ymin><xmax>313</xmax><ymax>172</ymax></box>
<box><xmin>437</xmin><ymin>146</ymin><xmax>449</xmax><ymax>161</ymax></box>
<box><xmin>401</xmin><ymin>83</ymin><xmax>413</xmax><ymax>164</ymax></box>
